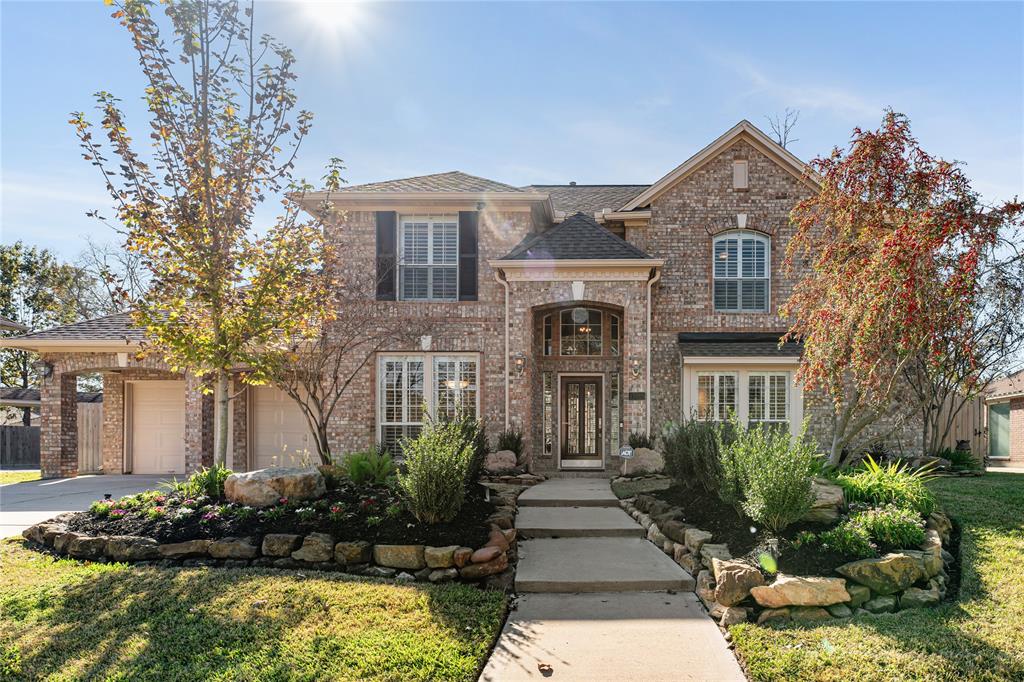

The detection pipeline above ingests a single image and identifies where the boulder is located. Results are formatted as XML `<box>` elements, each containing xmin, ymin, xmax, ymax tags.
<box><xmin>628</xmin><ymin>447</ymin><xmax>664</xmax><ymax>474</ymax></box>
<box><xmin>373</xmin><ymin>544</ymin><xmax>426</xmax><ymax>570</ymax></box>
<box><xmin>637</xmin><ymin>514</ymin><xmax>653</xmax><ymax>530</ymax></box>
<box><xmin>647</xmin><ymin>525</ymin><xmax>668</xmax><ymax>547</ymax></box>
<box><xmin>663</xmin><ymin>539</ymin><xmax>676</xmax><ymax>555</ymax></box>
<box><xmin>750</xmin><ymin>575</ymin><xmax>850</xmax><ymax>608</ymax></box>
<box><xmin>429</xmin><ymin>568</ymin><xmax>459</xmax><ymax>583</ymax></box>
<box><xmin>712</xmin><ymin>559</ymin><xmax>766</xmax><ymax>606</ymax></box>
<box><xmin>470</xmin><ymin>546</ymin><xmax>503</xmax><ymax>564</ymax></box>
<box><xmin>684</xmin><ymin>528</ymin><xmax>713</xmax><ymax>554</ymax></box>
<box><xmin>414</xmin><ymin>567</ymin><xmax>433</xmax><ymax>582</ymax></box>
<box><xmin>292</xmin><ymin>533</ymin><xmax>334</xmax><ymax>563</ymax></box>
<box><xmin>790</xmin><ymin>606</ymin><xmax>832</xmax><ymax>622</ymax></box>
<box><xmin>483</xmin><ymin>450</ymin><xmax>517</xmax><ymax>473</ymax></box>
<box><xmin>425</xmin><ymin>545</ymin><xmax>460</xmax><ymax>568</ymax></box>
<box><xmin>696</xmin><ymin>570</ymin><xmax>716</xmax><ymax>604</ymax></box>
<box><xmin>363</xmin><ymin>566</ymin><xmax>397</xmax><ymax>578</ymax></box>
<box><xmin>660</xmin><ymin>520</ymin><xmax>689</xmax><ymax>544</ymax></box>
<box><xmin>926</xmin><ymin>511</ymin><xmax>953</xmax><ymax>545</ymax></box>
<box><xmin>159</xmin><ymin>539</ymin><xmax>212</xmax><ymax>559</ymax></box>
<box><xmin>335</xmin><ymin>541</ymin><xmax>373</xmax><ymax>565</ymax></box>
<box><xmin>836</xmin><ymin>553</ymin><xmax>924</xmax><ymax>595</ymax></box>
<box><xmin>262</xmin><ymin>534</ymin><xmax>303</xmax><ymax>557</ymax></box>
<box><xmin>846</xmin><ymin>583</ymin><xmax>871</xmax><ymax>609</ymax></box>
<box><xmin>459</xmin><ymin>552</ymin><xmax>508</xmax><ymax>579</ymax></box>
<box><xmin>677</xmin><ymin>552</ymin><xmax>702</xmax><ymax>575</ymax></box>
<box><xmin>209</xmin><ymin>537</ymin><xmax>259</xmax><ymax>560</ymax></box>
<box><xmin>67</xmin><ymin>535</ymin><xmax>108</xmax><ymax>560</ymax></box>
<box><xmin>700</xmin><ymin>543</ymin><xmax>732</xmax><ymax>569</ymax></box>
<box><xmin>900</xmin><ymin>583</ymin><xmax>940</xmax><ymax>609</ymax></box>
<box><xmin>453</xmin><ymin>547</ymin><xmax>474</xmax><ymax>568</ymax></box>
<box><xmin>802</xmin><ymin>478</ymin><xmax>845</xmax><ymax>524</ymax></box>
<box><xmin>673</xmin><ymin>544</ymin><xmax>691</xmax><ymax>564</ymax></box>
<box><xmin>485</xmin><ymin>529</ymin><xmax>510</xmax><ymax>552</ymax></box>
<box><xmin>756</xmin><ymin>608</ymin><xmax>790</xmax><ymax>624</ymax></box>
<box><xmin>825</xmin><ymin>603</ymin><xmax>853</xmax><ymax>618</ymax></box>
<box><xmin>22</xmin><ymin>522</ymin><xmax>64</xmax><ymax>545</ymax></box>
<box><xmin>53</xmin><ymin>532</ymin><xmax>83</xmax><ymax>554</ymax></box>
<box><xmin>719</xmin><ymin>606</ymin><xmax>750</xmax><ymax>626</ymax></box>
<box><xmin>864</xmin><ymin>594</ymin><xmax>897</xmax><ymax>614</ymax></box>
<box><xmin>223</xmin><ymin>467</ymin><xmax>326</xmax><ymax>507</ymax></box>
<box><xmin>395</xmin><ymin>572</ymin><xmax>415</xmax><ymax>583</ymax></box>
<box><xmin>106</xmin><ymin>536</ymin><xmax>160</xmax><ymax>561</ymax></box>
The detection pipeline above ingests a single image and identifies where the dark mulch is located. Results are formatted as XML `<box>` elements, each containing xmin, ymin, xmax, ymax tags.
<box><xmin>65</xmin><ymin>481</ymin><xmax>493</xmax><ymax>548</ymax></box>
<box><xmin>650</xmin><ymin>483</ymin><xmax>847</xmax><ymax>576</ymax></box>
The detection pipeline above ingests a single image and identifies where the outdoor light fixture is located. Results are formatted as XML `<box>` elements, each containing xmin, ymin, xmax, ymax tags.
<box><xmin>33</xmin><ymin>360</ymin><xmax>54</xmax><ymax>379</ymax></box>
<box><xmin>512</xmin><ymin>353</ymin><xmax>527</xmax><ymax>376</ymax></box>
<box><xmin>629</xmin><ymin>356</ymin><xmax>642</xmax><ymax>378</ymax></box>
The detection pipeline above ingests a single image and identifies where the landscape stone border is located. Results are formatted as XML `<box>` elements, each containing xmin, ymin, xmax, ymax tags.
<box><xmin>20</xmin><ymin>482</ymin><xmax>532</xmax><ymax>592</ymax></box>
<box><xmin>620</xmin><ymin>494</ymin><xmax>957</xmax><ymax>628</ymax></box>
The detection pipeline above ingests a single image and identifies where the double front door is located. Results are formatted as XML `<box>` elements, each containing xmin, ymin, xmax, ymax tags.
<box><xmin>560</xmin><ymin>375</ymin><xmax>603</xmax><ymax>468</ymax></box>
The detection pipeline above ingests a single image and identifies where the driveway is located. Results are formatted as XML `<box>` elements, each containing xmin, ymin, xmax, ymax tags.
<box><xmin>0</xmin><ymin>475</ymin><xmax>165</xmax><ymax>539</ymax></box>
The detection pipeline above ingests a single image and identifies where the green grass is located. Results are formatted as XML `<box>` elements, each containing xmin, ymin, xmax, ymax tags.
<box><xmin>731</xmin><ymin>472</ymin><xmax>1024</xmax><ymax>681</ymax></box>
<box><xmin>0</xmin><ymin>470</ymin><xmax>40</xmax><ymax>485</ymax></box>
<box><xmin>0</xmin><ymin>541</ymin><xmax>507</xmax><ymax>681</ymax></box>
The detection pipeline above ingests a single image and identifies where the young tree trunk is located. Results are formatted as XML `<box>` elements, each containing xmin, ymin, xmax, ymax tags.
<box><xmin>214</xmin><ymin>370</ymin><xmax>230</xmax><ymax>468</ymax></box>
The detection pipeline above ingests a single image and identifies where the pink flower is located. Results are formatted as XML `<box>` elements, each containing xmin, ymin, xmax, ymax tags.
<box><xmin>110</xmin><ymin>509</ymin><xmax>127</xmax><ymax>517</ymax></box>
<box><xmin>278</xmin><ymin>497</ymin><xmax>288</xmax><ymax>505</ymax></box>
<box><xmin>330</xmin><ymin>505</ymin><xmax>343</xmax><ymax>514</ymax></box>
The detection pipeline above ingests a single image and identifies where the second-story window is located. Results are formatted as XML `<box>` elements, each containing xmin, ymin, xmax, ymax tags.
<box><xmin>713</xmin><ymin>231</ymin><xmax>769</xmax><ymax>312</ymax></box>
<box><xmin>399</xmin><ymin>215</ymin><xmax>458</xmax><ymax>301</ymax></box>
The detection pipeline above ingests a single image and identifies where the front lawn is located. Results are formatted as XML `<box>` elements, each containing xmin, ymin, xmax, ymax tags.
<box><xmin>0</xmin><ymin>470</ymin><xmax>40</xmax><ymax>485</ymax></box>
<box><xmin>0</xmin><ymin>541</ymin><xmax>506</xmax><ymax>681</ymax></box>
<box><xmin>731</xmin><ymin>472</ymin><xmax>1024</xmax><ymax>681</ymax></box>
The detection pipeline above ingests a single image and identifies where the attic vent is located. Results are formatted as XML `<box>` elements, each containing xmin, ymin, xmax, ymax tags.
<box><xmin>569</xmin><ymin>181</ymin><xmax>577</xmax><ymax>186</ymax></box>
<box><xmin>733</xmin><ymin>160</ymin><xmax>749</xmax><ymax>190</ymax></box>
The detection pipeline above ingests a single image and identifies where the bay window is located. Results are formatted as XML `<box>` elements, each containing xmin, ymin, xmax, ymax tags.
<box><xmin>378</xmin><ymin>353</ymin><xmax>479</xmax><ymax>452</ymax></box>
<box><xmin>690</xmin><ymin>368</ymin><xmax>798</xmax><ymax>435</ymax></box>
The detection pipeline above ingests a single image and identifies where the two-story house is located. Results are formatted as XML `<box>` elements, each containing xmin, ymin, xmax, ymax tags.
<box><xmin>4</xmin><ymin>120</ymin><xmax>917</xmax><ymax>479</ymax></box>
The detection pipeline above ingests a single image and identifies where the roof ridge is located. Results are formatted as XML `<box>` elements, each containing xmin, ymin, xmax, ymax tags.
<box><xmin>500</xmin><ymin>211</ymin><xmax>651</xmax><ymax>261</ymax></box>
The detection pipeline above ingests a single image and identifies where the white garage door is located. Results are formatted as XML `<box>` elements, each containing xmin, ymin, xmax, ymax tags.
<box><xmin>252</xmin><ymin>386</ymin><xmax>315</xmax><ymax>469</ymax></box>
<box><xmin>131</xmin><ymin>380</ymin><xmax>187</xmax><ymax>474</ymax></box>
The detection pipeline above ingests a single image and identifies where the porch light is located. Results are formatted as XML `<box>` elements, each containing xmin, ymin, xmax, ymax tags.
<box><xmin>512</xmin><ymin>353</ymin><xmax>527</xmax><ymax>376</ymax></box>
<box><xmin>629</xmin><ymin>356</ymin><xmax>642</xmax><ymax>378</ymax></box>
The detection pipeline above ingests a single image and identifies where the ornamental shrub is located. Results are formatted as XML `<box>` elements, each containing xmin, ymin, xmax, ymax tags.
<box><xmin>661</xmin><ymin>418</ymin><xmax>723</xmax><ymax>494</ymax></box>
<box><xmin>717</xmin><ymin>417</ymin><xmax>816</xmax><ymax>533</ymax></box>
<box><xmin>168</xmin><ymin>465</ymin><xmax>232</xmax><ymax>499</ymax></box>
<box><xmin>835</xmin><ymin>454</ymin><xmax>936</xmax><ymax>516</ymax></box>
<box><xmin>850</xmin><ymin>503</ymin><xmax>926</xmax><ymax>550</ymax></box>
<box><xmin>398</xmin><ymin>417</ymin><xmax>476</xmax><ymax>524</ymax></box>
<box><xmin>342</xmin><ymin>447</ymin><xmax>396</xmax><ymax>486</ymax></box>
<box><xmin>942</xmin><ymin>447</ymin><xmax>980</xmax><ymax>471</ymax></box>
<box><xmin>496</xmin><ymin>429</ymin><xmax>524</xmax><ymax>457</ymax></box>
<box><xmin>629</xmin><ymin>431</ymin><xmax>655</xmax><ymax>449</ymax></box>
<box><xmin>818</xmin><ymin>520</ymin><xmax>876</xmax><ymax>558</ymax></box>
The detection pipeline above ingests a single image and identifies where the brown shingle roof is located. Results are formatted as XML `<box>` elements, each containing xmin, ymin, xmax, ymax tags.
<box><xmin>12</xmin><ymin>312</ymin><xmax>142</xmax><ymax>342</ymax></box>
<box><xmin>987</xmin><ymin>370</ymin><xmax>1024</xmax><ymax>399</ymax></box>
<box><xmin>339</xmin><ymin>171</ymin><xmax>523</xmax><ymax>193</ymax></box>
<box><xmin>677</xmin><ymin>332</ymin><xmax>802</xmax><ymax>357</ymax></box>
<box><xmin>0</xmin><ymin>387</ymin><xmax>103</xmax><ymax>403</ymax></box>
<box><xmin>524</xmin><ymin>185</ymin><xmax>649</xmax><ymax>215</ymax></box>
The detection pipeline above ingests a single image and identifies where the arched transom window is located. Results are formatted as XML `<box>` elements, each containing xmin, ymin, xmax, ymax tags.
<box><xmin>542</xmin><ymin>308</ymin><xmax>621</xmax><ymax>357</ymax></box>
<box><xmin>713</xmin><ymin>231</ymin><xmax>769</xmax><ymax>312</ymax></box>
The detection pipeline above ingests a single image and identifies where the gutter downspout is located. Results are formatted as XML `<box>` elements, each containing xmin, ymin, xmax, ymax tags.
<box><xmin>646</xmin><ymin>266</ymin><xmax>662</xmax><ymax>435</ymax></box>
<box><xmin>494</xmin><ymin>269</ymin><xmax>511</xmax><ymax>430</ymax></box>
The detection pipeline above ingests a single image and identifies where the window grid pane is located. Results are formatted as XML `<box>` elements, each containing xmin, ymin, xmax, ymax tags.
<box><xmin>399</xmin><ymin>216</ymin><xmax>459</xmax><ymax>301</ymax></box>
<box><xmin>748</xmin><ymin>375</ymin><xmax>765</xmax><ymax>422</ymax></box>
<box><xmin>379</xmin><ymin>355</ymin><xmax>476</xmax><ymax>452</ymax></box>
<box><xmin>559</xmin><ymin>309</ymin><xmax>603</xmax><ymax>356</ymax></box>
<box><xmin>713</xmin><ymin>233</ymin><xmax>769</xmax><ymax>312</ymax></box>
<box><xmin>717</xmin><ymin>374</ymin><xmax>736</xmax><ymax>420</ymax></box>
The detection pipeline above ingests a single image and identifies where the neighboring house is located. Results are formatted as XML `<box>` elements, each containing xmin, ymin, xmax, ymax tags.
<box><xmin>0</xmin><ymin>388</ymin><xmax>103</xmax><ymax>471</ymax></box>
<box><xmin>0</xmin><ymin>120</ymin><xmax>921</xmax><ymax>479</ymax></box>
<box><xmin>985</xmin><ymin>370</ymin><xmax>1024</xmax><ymax>466</ymax></box>
<box><xmin>0</xmin><ymin>315</ymin><xmax>28</xmax><ymax>333</ymax></box>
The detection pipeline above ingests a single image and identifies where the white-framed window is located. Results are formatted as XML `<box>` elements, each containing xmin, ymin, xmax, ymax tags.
<box><xmin>748</xmin><ymin>373</ymin><xmax>789</xmax><ymax>426</ymax></box>
<box><xmin>696</xmin><ymin>372</ymin><xmax>737</xmax><ymax>421</ymax></box>
<box><xmin>713</xmin><ymin>231</ymin><xmax>769</xmax><ymax>312</ymax></box>
<box><xmin>399</xmin><ymin>215</ymin><xmax>458</xmax><ymax>301</ymax></box>
<box><xmin>377</xmin><ymin>353</ymin><xmax>479</xmax><ymax>452</ymax></box>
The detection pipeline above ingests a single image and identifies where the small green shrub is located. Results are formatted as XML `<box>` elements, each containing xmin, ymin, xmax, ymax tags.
<box><xmin>835</xmin><ymin>454</ymin><xmax>936</xmax><ymax>516</ymax></box>
<box><xmin>89</xmin><ymin>499</ymin><xmax>114</xmax><ymax>517</ymax></box>
<box><xmin>445</xmin><ymin>412</ymin><xmax>487</xmax><ymax>485</ymax></box>
<box><xmin>398</xmin><ymin>417</ymin><xmax>476</xmax><ymax>524</ymax></box>
<box><xmin>819</xmin><ymin>520</ymin><xmax>876</xmax><ymax>558</ymax></box>
<box><xmin>318</xmin><ymin>464</ymin><xmax>346</xmax><ymax>489</ymax></box>
<box><xmin>167</xmin><ymin>465</ymin><xmax>232</xmax><ymax>499</ymax></box>
<box><xmin>342</xmin><ymin>448</ymin><xmax>396</xmax><ymax>486</ymax></box>
<box><xmin>629</xmin><ymin>431</ymin><xmax>655</xmax><ymax>449</ymax></box>
<box><xmin>496</xmin><ymin>429</ymin><xmax>524</xmax><ymax>457</ymax></box>
<box><xmin>661</xmin><ymin>418</ymin><xmax>723</xmax><ymax>493</ymax></box>
<box><xmin>942</xmin><ymin>447</ymin><xmax>980</xmax><ymax>471</ymax></box>
<box><xmin>716</xmin><ymin>418</ymin><xmax>817</xmax><ymax>533</ymax></box>
<box><xmin>851</xmin><ymin>504</ymin><xmax>926</xmax><ymax>550</ymax></box>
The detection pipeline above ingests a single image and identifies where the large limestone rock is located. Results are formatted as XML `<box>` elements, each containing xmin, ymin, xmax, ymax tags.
<box><xmin>373</xmin><ymin>544</ymin><xmax>426</xmax><ymax>570</ymax></box>
<box><xmin>750</xmin><ymin>575</ymin><xmax>850</xmax><ymax>608</ymax></box>
<box><xmin>900</xmin><ymin>583</ymin><xmax>940</xmax><ymax>609</ymax></box>
<box><xmin>209</xmin><ymin>537</ymin><xmax>259</xmax><ymax>559</ymax></box>
<box><xmin>627</xmin><ymin>447</ymin><xmax>664</xmax><ymax>474</ymax></box>
<box><xmin>425</xmin><ymin>545</ymin><xmax>460</xmax><ymax>569</ymax></box>
<box><xmin>106</xmin><ymin>536</ymin><xmax>160</xmax><ymax>561</ymax></box>
<box><xmin>803</xmin><ymin>478</ymin><xmax>845</xmax><ymax>524</ymax></box>
<box><xmin>224</xmin><ymin>467</ymin><xmax>326</xmax><ymax>507</ymax></box>
<box><xmin>158</xmin><ymin>539</ymin><xmax>212</xmax><ymax>558</ymax></box>
<box><xmin>335</xmin><ymin>541</ymin><xmax>373</xmax><ymax>565</ymax></box>
<box><xmin>847</xmin><ymin>583</ymin><xmax>871</xmax><ymax>608</ymax></box>
<box><xmin>262</xmin><ymin>534</ymin><xmax>303</xmax><ymax>557</ymax></box>
<box><xmin>684</xmin><ymin>528</ymin><xmax>713</xmax><ymax>554</ymax></box>
<box><xmin>836</xmin><ymin>553</ymin><xmax>924</xmax><ymax>595</ymax></box>
<box><xmin>67</xmin><ymin>535</ymin><xmax>108</xmax><ymax>559</ymax></box>
<box><xmin>292</xmin><ymin>533</ymin><xmax>334</xmax><ymax>563</ymax></box>
<box><xmin>712</xmin><ymin>559</ymin><xmax>766</xmax><ymax>606</ymax></box>
<box><xmin>926</xmin><ymin>511</ymin><xmax>953</xmax><ymax>545</ymax></box>
<box><xmin>459</xmin><ymin>552</ymin><xmax>508</xmax><ymax>579</ymax></box>
<box><xmin>700</xmin><ymin>543</ymin><xmax>732</xmax><ymax>569</ymax></box>
<box><xmin>483</xmin><ymin>450</ymin><xmax>517</xmax><ymax>473</ymax></box>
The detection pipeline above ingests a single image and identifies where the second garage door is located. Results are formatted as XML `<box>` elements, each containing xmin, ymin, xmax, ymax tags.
<box><xmin>131</xmin><ymin>380</ymin><xmax>187</xmax><ymax>474</ymax></box>
<box><xmin>251</xmin><ymin>386</ymin><xmax>315</xmax><ymax>469</ymax></box>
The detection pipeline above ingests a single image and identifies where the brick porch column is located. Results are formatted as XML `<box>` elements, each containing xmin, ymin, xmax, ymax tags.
<box><xmin>39</xmin><ymin>369</ymin><xmax>78</xmax><ymax>479</ymax></box>
<box><xmin>101</xmin><ymin>372</ymin><xmax>125</xmax><ymax>474</ymax></box>
<box><xmin>231</xmin><ymin>379</ymin><xmax>249</xmax><ymax>471</ymax></box>
<box><xmin>184</xmin><ymin>374</ymin><xmax>206</xmax><ymax>472</ymax></box>
<box><xmin>621</xmin><ymin>291</ymin><xmax>649</xmax><ymax>438</ymax></box>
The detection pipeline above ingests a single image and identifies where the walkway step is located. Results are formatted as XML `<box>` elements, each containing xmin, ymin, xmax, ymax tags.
<box><xmin>516</xmin><ymin>506</ymin><xmax>644</xmax><ymax>538</ymax></box>
<box><xmin>517</xmin><ymin>479</ymin><xmax>619</xmax><ymax>508</ymax></box>
<box><xmin>515</xmin><ymin>537</ymin><xmax>695</xmax><ymax>593</ymax></box>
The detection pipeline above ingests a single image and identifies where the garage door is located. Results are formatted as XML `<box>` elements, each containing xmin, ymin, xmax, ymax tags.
<box><xmin>252</xmin><ymin>386</ymin><xmax>315</xmax><ymax>469</ymax></box>
<box><xmin>131</xmin><ymin>380</ymin><xmax>187</xmax><ymax>474</ymax></box>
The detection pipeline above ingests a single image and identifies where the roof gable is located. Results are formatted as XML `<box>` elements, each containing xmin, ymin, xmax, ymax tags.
<box><xmin>338</xmin><ymin>171</ymin><xmax>523</xmax><ymax>194</ymax></box>
<box><xmin>499</xmin><ymin>212</ymin><xmax>651</xmax><ymax>261</ymax></box>
<box><xmin>620</xmin><ymin>120</ymin><xmax>818</xmax><ymax>211</ymax></box>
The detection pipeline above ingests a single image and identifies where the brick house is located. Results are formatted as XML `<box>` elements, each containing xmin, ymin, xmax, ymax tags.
<box><xmin>985</xmin><ymin>370</ymin><xmax>1024</xmax><ymax>466</ymax></box>
<box><xmin>3</xmin><ymin>120</ymin><xmax>922</xmax><ymax>479</ymax></box>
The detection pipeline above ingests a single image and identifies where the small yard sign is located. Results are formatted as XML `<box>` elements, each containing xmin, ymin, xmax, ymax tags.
<box><xmin>618</xmin><ymin>445</ymin><xmax>634</xmax><ymax>459</ymax></box>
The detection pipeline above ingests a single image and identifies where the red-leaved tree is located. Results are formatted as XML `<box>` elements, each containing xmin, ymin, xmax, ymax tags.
<box><xmin>783</xmin><ymin>110</ymin><xmax>1023</xmax><ymax>464</ymax></box>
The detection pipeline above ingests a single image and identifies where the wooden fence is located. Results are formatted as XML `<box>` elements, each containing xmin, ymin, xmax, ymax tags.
<box><xmin>0</xmin><ymin>403</ymin><xmax>103</xmax><ymax>471</ymax></box>
<box><xmin>935</xmin><ymin>394</ymin><xmax>988</xmax><ymax>456</ymax></box>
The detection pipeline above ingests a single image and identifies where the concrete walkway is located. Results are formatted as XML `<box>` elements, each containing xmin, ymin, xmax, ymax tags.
<box><xmin>0</xmin><ymin>474</ymin><xmax>165</xmax><ymax>538</ymax></box>
<box><xmin>481</xmin><ymin>478</ymin><xmax>744</xmax><ymax>681</ymax></box>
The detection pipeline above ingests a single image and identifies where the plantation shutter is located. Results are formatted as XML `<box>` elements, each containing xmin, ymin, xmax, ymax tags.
<box><xmin>375</xmin><ymin>211</ymin><xmax>397</xmax><ymax>301</ymax></box>
<box><xmin>457</xmin><ymin>211</ymin><xmax>479</xmax><ymax>301</ymax></box>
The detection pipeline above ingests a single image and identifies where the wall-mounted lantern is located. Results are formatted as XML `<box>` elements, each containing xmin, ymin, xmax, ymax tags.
<box><xmin>629</xmin><ymin>356</ymin><xmax>642</xmax><ymax>378</ymax></box>
<box><xmin>33</xmin><ymin>360</ymin><xmax>54</xmax><ymax>379</ymax></box>
<box><xmin>512</xmin><ymin>353</ymin><xmax>527</xmax><ymax>376</ymax></box>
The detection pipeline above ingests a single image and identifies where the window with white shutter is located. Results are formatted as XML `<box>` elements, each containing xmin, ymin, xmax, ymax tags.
<box><xmin>398</xmin><ymin>215</ymin><xmax>459</xmax><ymax>301</ymax></box>
<box><xmin>713</xmin><ymin>231</ymin><xmax>769</xmax><ymax>312</ymax></box>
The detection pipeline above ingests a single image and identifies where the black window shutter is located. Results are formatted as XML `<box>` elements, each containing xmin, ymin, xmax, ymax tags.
<box><xmin>375</xmin><ymin>211</ymin><xmax>397</xmax><ymax>301</ymax></box>
<box><xmin>458</xmin><ymin>211</ymin><xmax>479</xmax><ymax>301</ymax></box>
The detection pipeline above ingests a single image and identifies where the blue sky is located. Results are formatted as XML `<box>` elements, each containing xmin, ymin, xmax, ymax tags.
<box><xmin>2</xmin><ymin>0</ymin><xmax>1022</xmax><ymax>260</ymax></box>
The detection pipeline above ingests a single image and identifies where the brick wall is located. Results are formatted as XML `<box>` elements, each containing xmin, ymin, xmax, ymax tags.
<box><xmin>1010</xmin><ymin>398</ymin><xmax>1024</xmax><ymax>464</ymax></box>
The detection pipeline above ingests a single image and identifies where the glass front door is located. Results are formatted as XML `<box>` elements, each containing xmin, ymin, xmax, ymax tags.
<box><xmin>560</xmin><ymin>376</ymin><xmax>603</xmax><ymax>467</ymax></box>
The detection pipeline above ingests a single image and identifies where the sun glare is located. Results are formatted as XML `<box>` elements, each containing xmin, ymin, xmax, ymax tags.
<box><xmin>299</xmin><ymin>0</ymin><xmax>365</xmax><ymax>37</ymax></box>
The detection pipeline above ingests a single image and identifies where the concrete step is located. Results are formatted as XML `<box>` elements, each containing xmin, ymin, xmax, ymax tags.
<box><xmin>516</xmin><ymin>506</ymin><xmax>644</xmax><ymax>538</ymax></box>
<box><xmin>515</xmin><ymin>537</ymin><xmax>696</xmax><ymax>593</ymax></box>
<box><xmin>517</xmin><ymin>479</ymin><xmax>619</xmax><ymax>508</ymax></box>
